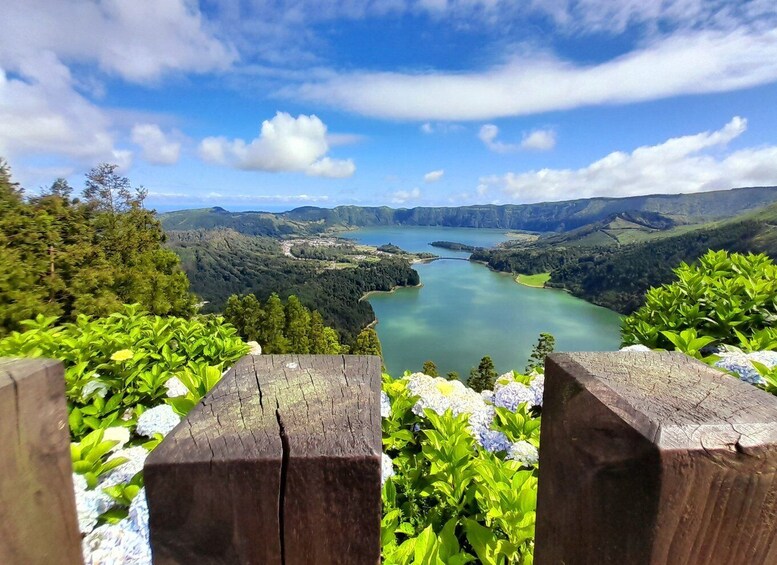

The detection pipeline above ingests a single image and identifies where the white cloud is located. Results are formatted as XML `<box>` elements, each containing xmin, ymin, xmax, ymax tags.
<box><xmin>424</xmin><ymin>169</ymin><xmax>444</xmax><ymax>183</ymax></box>
<box><xmin>294</xmin><ymin>27</ymin><xmax>777</xmax><ymax>120</ymax></box>
<box><xmin>198</xmin><ymin>112</ymin><xmax>355</xmax><ymax>178</ymax></box>
<box><xmin>480</xmin><ymin>116</ymin><xmax>777</xmax><ymax>203</ymax></box>
<box><xmin>131</xmin><ymin>124</ymin><xmax>181</xmax><ymax>165</ymax></box>
<box><xmin>391</xmin><ymin>187</ymin><xmax>421</xmax><ymax>204</ymax></box>
<box><xmin>147</xmin><ymin>191</ymin><xmax>330</xmax><ymax>204</ymax></box>
<box><xmin>306</xmin><ymin>157</ymin><xmax>356</xmax><ymax>178</ymax></box>
<box><xmin>479</xmin><ymin>125</ymin><xmax>555</xmax><ymax>152</ymax></box>
<box><xmin>0</xmin><ymin>52</ymin><xmax>129</xmax><ymax>165</ymax></box>
<box><xmin>0</xmin><ymin>0</ymin><xmax>235</xmax><ymax>82</ymax></box>
<box><xmin>520</xmin><ymin>129</ymin><xmax>556</xmax><ymax>151</ymax></box>
<box><xmin>420</xmin><ymin>122</ymin><xmax>465</xmax><ymax>134</ymax></box>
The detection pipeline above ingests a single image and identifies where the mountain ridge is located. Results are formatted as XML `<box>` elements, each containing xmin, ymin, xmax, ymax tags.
<box><xmin>160</xmin><ymin>186</ymin><xmax>777</xmax><ymax>235</ymax></box>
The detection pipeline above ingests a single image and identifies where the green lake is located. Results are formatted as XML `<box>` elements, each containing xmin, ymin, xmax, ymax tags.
<box><xmin>342</xmin><ymin>227</ymin><xmax>623</xmax><ymax>377</ymax></box>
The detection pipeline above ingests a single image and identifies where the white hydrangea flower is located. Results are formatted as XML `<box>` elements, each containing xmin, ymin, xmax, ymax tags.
<box><xmin>381</xmin><ymin>453</ymin><xmax>395</xmax><ymax>485</ymax></box>
<box><xmin>102</xmin><ymin>446</ymin><xmax>148</xmax><ymax>488</ymax></box>
<box><xmin>81</xmin><ymin>379</ymin><xmax>108</xmax><ymax>400</ymax></box>
<box><xmin>619</xmin><ymin>344</ymin><xmax>651</xmax><ymax>352</ymax></box>
<box><xmin>246</xmin><ymin>340</ymin><xmax>262</xmax><ymax>355</ymax></box>
<box><xmin>748</xmin><ymin>350</ymin><xmax>777</xmax><ymax>369</ymax></box>
<box><xmin>102</xmin><ymin>427</ymin><xmax>130</xmax><ymax>451</ymax></box>
<box><xmin>82</xmin><ymin>524</ymin><xmax>152</xmax><ymax>565</ymax></box>
<box><xmin>480</xmin><ymin>390</ymin><xmax>494</xmax><ymax>403</ymax></box>
<box><xmin>164</xmin><ymin>376</ymin><xmax>188</xmax><ymax>398</ymax></box>
<box><xmin>72</xmin><ymin>473</ymin><xmax>114</xmax><ymax>534</ymax></box>
<box><xmin>405</xmin><ymin>373</ymin><xmax>506</xmax><ymax>450</ymax></box>
<box><xmin>136</xmin><ymin>404</ymin><xmax>180</xmax><ymax>438</ymax></box>
<box><xmin>380</xmin><ymin>391</ymin><xmax>391</xmax><ymax>418</ymax></box>
<box><xmin>128</xmin><ymin>489</ymin><xmax>150</xmax><ymax>543</ymax></box>
<box><xmin>507</xmin><ymin>441</ymin><xmax>539</xmax><ymax>466</ymax></box>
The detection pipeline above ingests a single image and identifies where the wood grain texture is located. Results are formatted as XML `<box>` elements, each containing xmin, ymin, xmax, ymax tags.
<box><xmin>535</xmin><ymin>351</ymin><xmax>777</xmax><ymax>565</ymax></box>
<box><xmin>145</xmin><ymin>354</ymin><xmax>382</xmax><ymax>565</ymax></box>
<box><xmin>0</xmin><ymin>358</ymin><xmax>83</xmax><ymax>565</ymax></box>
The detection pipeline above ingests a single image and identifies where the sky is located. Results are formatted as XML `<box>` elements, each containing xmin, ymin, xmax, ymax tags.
<box><xmin>2</xmin><ymin>0</ymin><xmax>777</xmax><ymax>212</ymax></box>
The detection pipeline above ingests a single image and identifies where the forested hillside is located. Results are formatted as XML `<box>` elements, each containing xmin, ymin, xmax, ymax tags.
<box><xmin>166</xmin><ymin>228</ymin><xmax>419</xmax><ymax>344</ymax></box>
<box><xmin>160</xmin><ymin>185</ymin><xmax>777</xmax><ymax>233</ymax></box>
<box><xmin>474</xmin><ymin>203</ymin><xmax>777</xmax><ymax>313</ymax></box>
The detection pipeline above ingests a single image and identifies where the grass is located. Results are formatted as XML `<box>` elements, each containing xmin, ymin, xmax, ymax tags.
<box><xmin>515</xmin><ymin>272</ymin><xmax>551</xmax><ymax>288</ymax></box>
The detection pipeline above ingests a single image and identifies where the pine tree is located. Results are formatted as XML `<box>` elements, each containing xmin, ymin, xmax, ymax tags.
<box><xmin>526</xmin><ymin>332</ymin><xmax>555</xmax><ymax>373</ymax></box>
<box><xmin>224</xmin><ymin>294</ymin><xmax>264</xmax><ymax>342</ymax></box>
<box><xmin>467</xmin><ymin>355</ymin><xmax>498</xmax><ymax>392</ymax></box>
<box><xmin>422</xmin><ymin>360</ymin><xmax>439</xmax><ymax>377</ymax></box>
<box><xmin>260</xmin><ymin>293</ymin><xmax>288</xmax><ymax>353</ymax></box>
<box><xmin>285</xmin><ymin>295</ymin><xmax>311</xmax><ymax>353</ymax></box>
<box><xmin>352</xmin><ymin>327</ymin><xmax>382</xmax><ymax>357</ymax></box>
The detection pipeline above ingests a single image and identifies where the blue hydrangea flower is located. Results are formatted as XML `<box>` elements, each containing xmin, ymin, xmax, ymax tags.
<box><xmin>102</xmin><ymin>446</ymin><xmax>148</xmax><ymax>488</ymax></box>
<box><xmin>128</xmin><ymin>489</ymin><xmax>149</xmax><ymax>543</ymax></box>
<box><xmin>493</xmin><ymin>381</ymin><xmax>535</xmax><ymax>411</ymax></box>
<box><xmin>715</xmin><ymin>353</ymin><xmax>765</xmax><ymax>385</ymax></box>
<box><xmin>477</xmin><ymin>429</ymin><xmax>511</xmax><ymax>453</ymax></box>
<box><xmin>72</xmin><ymin>473</ymin><xmax>114</xmax><ymax>534</ymax></box>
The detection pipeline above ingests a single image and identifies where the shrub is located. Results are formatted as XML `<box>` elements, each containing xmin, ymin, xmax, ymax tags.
<box><xmin>0</xmin><ymin>304</ymin><xmax>248</xmax><ymax>441</ymax></box>
<box><xmin>621</xmin><ymin>250</ymin><xmax>777</xmax><ymax>353</ymax></box>
<box><xmin>381</xmin><ymin>371</ymin><xmax>542</xmax><ymax>564</ymax></box>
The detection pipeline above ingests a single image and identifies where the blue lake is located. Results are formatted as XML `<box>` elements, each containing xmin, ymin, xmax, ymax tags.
<box><xmin>343</xmin><ymin>227</ymin><xmax>623</xmax><ymax>377</ymax></box>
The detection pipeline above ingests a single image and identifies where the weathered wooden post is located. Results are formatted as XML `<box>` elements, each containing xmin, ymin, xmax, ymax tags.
<box><xmin>535</xmin><ymin>351</ymin><xmax>777</xmax><ymax>565</ymax></box>
<box><xmin>0</xmin><ymin>359</ymin><xmax>83</xmax><ymax>564</ymax></box>
<box><xmin>144</xmin><ymin>354</ymin><xmax>382</xmax><ymax>564</ymax></box>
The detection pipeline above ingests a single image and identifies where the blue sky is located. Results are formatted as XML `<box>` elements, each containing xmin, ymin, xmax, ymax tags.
<box><xmin>2</xmin><ymin>1</ymin><xmax>777</xmax><ymax>211</ymax></box>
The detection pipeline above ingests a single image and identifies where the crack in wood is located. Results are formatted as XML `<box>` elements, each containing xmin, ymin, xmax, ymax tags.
<box><xmin>275</xmin><ymin>401</ymin><xmax>289</xmax><ymax>565</ymax></box>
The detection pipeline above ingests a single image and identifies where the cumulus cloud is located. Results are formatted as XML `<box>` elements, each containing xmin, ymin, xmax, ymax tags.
<box><xmin>391</xmin><ymin>187</ymin><xmax>421</xmax><ymax>204</ymax></box>
<box><xmin>0</xmin><ymin>52</ymin><xmax>129</xmax><ymax>165</ymax></box>
<box><xmin>424</xmin><ymin>169</ymin><xmax>444</xmax><ymax>183</ymax></box>
<box><xmin>294</xmin><ymin>27</ymin><xmax>777</xmax><ymax>120</ymax></box>
<box><xmin>131</xmin><ymin>124</ymin><xmax>181</xmax><ymax>165</ymax></box>
<box><xmin>420</xmin><ymin>122</ymin><xmax>465</xmax><ymax>134</ymax></box>
<box><xmin>479</xmin><ymin>125</ymin><xmax>556</xmax><ymax>152</ymax></box>
<box><xmin>480</xmin><ymin>116</ymin><xmax>777</xmax><ymax>203</ymax></box>
<box><xmin>520</xmin><ymin>129</ymin><xmax>556</xmax><ymax>150</ymax></box>
<box><xmin>198</xmin><ymin>112</ymin><xmax>355</xmax><ymax>178</ymax></box>
<box><xmin>0</xmin><ymin>0</ymin><xmax>235</xmax><ymax>82</ymax></box>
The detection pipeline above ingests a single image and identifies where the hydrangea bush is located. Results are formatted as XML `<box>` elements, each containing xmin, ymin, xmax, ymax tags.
<box><xmin>381</xmin><ymin>370</ymin><xmax>543</xmax><ymax>564</ymax></box>
<box><xmin>0</xmin><ymin>305</ymin><xmax>248</xmax><ymax>562</ymax></box>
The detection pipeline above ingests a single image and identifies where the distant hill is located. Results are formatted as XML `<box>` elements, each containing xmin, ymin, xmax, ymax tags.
<box><xmin>474</xmin><ymin>202</ymin><xmax>777</xmax><ymax>313</ymax></box>
<box><xmin>159</xmin><ymin>186</ymin><xmax>777</xmax><ymax>234</ymax></box>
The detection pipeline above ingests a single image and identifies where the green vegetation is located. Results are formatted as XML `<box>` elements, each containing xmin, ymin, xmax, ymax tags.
<box><xmin>525</xmin><ymin>333</ymin><xmax>555</xmax><ymax>374</ymax></box>
<box><xmin>165</xmin><ymin>228</ymin><xmax>420</xmax><ymax>345</ymax></box>
<box><xmin>422</xmin><ymin>360</ymin><xmax>440</xmax><ymax>377</ymax></box>
<box><xmin>431</xmin><ymin>241</ymin><xmax>477</xmax><ymax>252</ymax></box>
<box><xmin>622</xmin><ymin>250</ymin><xmax>777</xmax><ymax>353</ymax></box>
<box><xmin>224</xmin><ymin>292</ymin><xmax>346</xmax><ymax>354</ymax></box>
<box><xmin>0</xmin><ymin>162</ymin><xmax>195</xmax><ymax>336</ymax></box>
<box><xmin>515</xmin><ymin>273</ymin><xmax>550</xmax><ymax>288</ymax></box>
<box><xmin>353</xmin><ymin>327</ymin><xmax>383</xmax><ymax>356</ymax></box>
<box><xmin>467</xmin><ymin>355</ymin><xmax>498</xmax><ymax>392</ymax></box>
<box><xmin>381</xmin><ymin>371</ymin><xmax>541</xmax><ymax>563</ymax></box>
<box><xmin>474</xmin><ymin>203</ymin><xmax>777</xmax><ymax>313</ymax></box>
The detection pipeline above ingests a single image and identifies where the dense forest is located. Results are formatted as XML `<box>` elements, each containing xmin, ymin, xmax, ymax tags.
<box><xmin>160</xmin><ymin>185</ymin><xmax>777</xmax><ymax>233</ymax></box>
<box><xmin>473</xmin><ymin>204</ymin><xmax>777</xmax><ymax>313</ymax></box>
<box><xmin>0</xmin><ymin>160</ymin><xmax>195</xmax><ymax>336</ymax></box>
<box><xmin>166</xmin><ymin>228</ymin><xmax>419</xmax><ymax>344</ymax></box>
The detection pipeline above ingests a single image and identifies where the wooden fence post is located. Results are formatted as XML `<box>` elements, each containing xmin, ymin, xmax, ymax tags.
<box><xmin>144</xmin><ymin>354</ymin><xmax>382</xmax><ymax>565</ymax></box>
<box><xmin>535</xmin><ymin>351</ymin><xmax>777</xmax><ymax>565</ymax></box>
<box><xmin>0</xmin><ymin>358</ymin><xmax>83</xmax><ymax>564</ymax></box>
